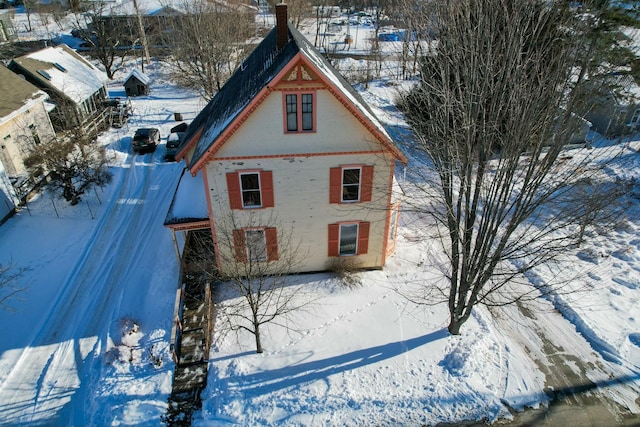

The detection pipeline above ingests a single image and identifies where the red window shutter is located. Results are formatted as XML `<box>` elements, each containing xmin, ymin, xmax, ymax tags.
<box><xmin>361</xmin><ymin>165</ymin><xmax>374</xmax><ymax>202</ymax></box>
<box><xmin>329</xmin><ymin>167</ymin><xmax>342</xmax><ymax>204</ymax></box>
<box><xmin>261</xmin><ymin>170</ymin><xmax>274</xmax><ymax>208</ymax></box>
<box><xmin>265</xmin><ymin>227</ymin><xmax>279</xmax><ymax>261</ymax></box>
<box><xmin>357</xmin><ymin>222</ymin><xmax>370</xmax><ymax>255</ymax></box>
<box><xmin>226</xmin><ymin>172</ymin><xmax>242</xmax><ymax>210</ymax></box>
<box><xmin>233</xmin><ymin>229</ymin><xmax>247</xmax><ymax>262</ymax></box>
<box><xmin>328</xmin><ymin>223</ymin><xmax>340</xmax><ymax>257</ymax></box>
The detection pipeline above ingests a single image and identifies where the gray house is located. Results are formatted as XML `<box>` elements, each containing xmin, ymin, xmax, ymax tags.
<box><xmin>124</xmin><ymin>69</ymin><xmax>150</xmax><ymax>96</ymax></box>
<box><xmin>8</xmin><ymin>44</ymin><xmax>110</xmax><ymax>134</ymax></box>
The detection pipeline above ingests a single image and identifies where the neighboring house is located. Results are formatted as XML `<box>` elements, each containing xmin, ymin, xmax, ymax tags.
<box><xmin>583</xmin><ymin>74</ymin><xmax>640</xmax><ymax>137</ymax></box>
<box><xmin>8</xmin><ymin>44</ymin><xmax>110</xmax><ymax>133</ymax></box>
<box><xmin>89</xmin><ymin>0</ymin><xmax>256</xmax><ymax>50</ymax></box>
<box><xmin>0</xmin><ymin>64</ymin><xmax>56</xmax><ymax>199</ymax></box>
<box><xmin>0</xmin><ymin>9</ymin><xmax>16</xmax><ymax>43</ymax></box>
<box><xmin>165</xmin><ymin>5</ymin><xmax>407</xmax><ymax>277</ymax></box>
<box><xmin>124</xmin><ymin>69</ymin><xmax>150</xmax><ymax>96</ymax></box>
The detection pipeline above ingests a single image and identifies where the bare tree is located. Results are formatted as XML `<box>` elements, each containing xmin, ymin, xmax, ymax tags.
<box><xmin>400</xmin><ymin>0</ymin><xmax>629</xmax><ymax>335</ymax></box>
<box><xmin>24</xmin><ymin>128</ymin><xmax>112</xmax><ymax>205</ymax></box>
<box><xmin>215</xmin><ymin>212</ymin><xmax>312</xmax><ymax>354</ymax></box>
<box><xmin>0</xmin><ymin>262</ymin><xmax>28</xmax><ymax>311</ymax></box>
<box><xmin>162</xmin><ymin>0</ymin><xmax>255</xmax><ymax>100</ymax></box>
<box><xmin>70</xmin><ymin>3</ymin><xmax>138</xmax><ymax>79</ymax></box>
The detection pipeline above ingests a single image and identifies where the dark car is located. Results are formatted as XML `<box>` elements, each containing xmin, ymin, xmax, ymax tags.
<box><xmin>165</xmin><ymin>122</ymin><xmax>188</xmax><ymax>161</ymax></box>
<box><xmin>132</xmin><ymin>128</ymin><xmax>160</xmax><ymax>154</ymax></box>
<box><xmin>165</xmin><ymin>132</ymin><xmax>183</xmax><ymax>161</ymax></box>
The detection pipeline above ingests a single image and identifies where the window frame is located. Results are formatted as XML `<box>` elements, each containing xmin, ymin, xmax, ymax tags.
<box><xmin>341</xmin><ymin>167</ymin><xmax>362</xmax><ymax>203</ymax></box>
<box><xmin>244</xmin><ymin>228</ymin><xmax>268</xmax><ymax>262</ymax></box>
<box><xmin>338</xmin><ymin>223</ymin><xmax>359</xmax><ymax>256</ymax></box>
<box><xmin>239</xmin><ymin>171</ymin><xmax>262</xmax><ymax>209</ymax></box>
<box><xmin>283</xmin><ymin>91</ymin><xmax>316</xmax><ymax>133</ymax></box>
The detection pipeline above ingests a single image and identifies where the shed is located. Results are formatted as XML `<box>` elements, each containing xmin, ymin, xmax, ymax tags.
<box><xmin>124</xmin><ymin>69</ymin><xmax>150</xmax><ymax>96</ymax></box>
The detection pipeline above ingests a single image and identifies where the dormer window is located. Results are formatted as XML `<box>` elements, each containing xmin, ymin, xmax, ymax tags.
<box><xmin>37</xmin><ymin>70</ymin><xmax>52</xmax><ymax>80</ymax></box>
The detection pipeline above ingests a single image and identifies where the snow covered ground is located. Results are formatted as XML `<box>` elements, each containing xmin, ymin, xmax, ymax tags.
<box><xmin>0</xmin><ymin>8</ymin><xmax>639</xmax><ymax>427</ymax></box>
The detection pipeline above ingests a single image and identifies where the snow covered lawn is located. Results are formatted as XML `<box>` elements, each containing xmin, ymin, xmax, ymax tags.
<box><xmin>0</xmin><ymin>56</ymin><xmax>639</xmax><ymax>426</ymax></box>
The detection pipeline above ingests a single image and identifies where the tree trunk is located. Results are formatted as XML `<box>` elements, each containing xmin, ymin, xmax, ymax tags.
<box><xmin>447</xmin><ymin>317</ymin><xmax>462</xmax><ymax>335</ymax></box>
<box><xmin>254</xmin><ymin>322</ymin><xmax>263</xmax><ymax>353</ymax></box>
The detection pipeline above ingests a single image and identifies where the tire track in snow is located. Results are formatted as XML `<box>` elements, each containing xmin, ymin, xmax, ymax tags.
<box><xmin>0</xmin><ymin>151</ymin><xmax>181</xmax><ymax>425</ymax></box>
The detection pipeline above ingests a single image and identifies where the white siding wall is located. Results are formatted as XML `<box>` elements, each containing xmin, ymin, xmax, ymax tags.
<box><xmin>206</xmin><ymin>89</ymin><xmax>395</xmax><ymax>275</ymax></box>
<box><xmin>0</xmin><ymin>102</ymin><xmax>56</xmax><ymax>176</ymax></box>
<box><xmin>215</xmin><ymin>91</ymin><xmax>382</xmax><ymax>158</ymax></box>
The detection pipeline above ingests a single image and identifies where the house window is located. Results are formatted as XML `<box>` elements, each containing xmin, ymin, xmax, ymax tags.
<box><xmin>342</xmin><ymin>168</ymin><xmax>361</xmax><ymax>202</ymax></box>
<box><xmin>245</xmin><ymin>229</ymin><xmax>267</xmax><ymax>261</ymax></box>
<box><xmin>240</xmin><ymin>172</ymin><xmax>262</xmax><ymax>207</ymax></box>
<box><xmin>328</xmin><ymin>221</ymin><xmax>370</xmax><ymax>257</ymax></box>
<box><xmin>284</xmin><ymin>93</ymin><xmax>314</xmax><ymax>132</ymax></box>
<box><xmin>29</xmin><ymin>124</ymin><xmax>40</xmax><ymax>145</ymax></box>
<box><xmin>226</xmin><ymin>170</ymin><xmax>274</xmax><ymax>210</ymax></box>
<box><xmin>330</xmin><ymin>165</ymin><xmax>374</xmax><ymax>204</ymax></box>
<box><xmin>233</xmin><ymin>227</ymin><xmax>279</xmax><ymax>262</ymax></box>
<box><xmin>631</xmin><ymin>108</ymin><xmax>640</xmax><ymax>125</ymax></box>
<box><xmin>339</xmin><ymin>223</ymin><xmax>358</xmax><ymax>255</ymax></box>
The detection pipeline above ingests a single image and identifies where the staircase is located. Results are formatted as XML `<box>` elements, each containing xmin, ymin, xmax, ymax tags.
<box><xmin>164</xmin><ymin>230</ymin><xmax>217</xmax><ymax>426</ymax></box>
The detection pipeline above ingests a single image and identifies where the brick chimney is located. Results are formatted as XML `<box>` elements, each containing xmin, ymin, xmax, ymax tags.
<box><xmin>276</xmin><ymin>3</ymin><xmax>288</xmax><ymax>50</ymax></box>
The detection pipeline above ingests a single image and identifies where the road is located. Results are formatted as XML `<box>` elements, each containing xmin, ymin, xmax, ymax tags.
<box><xmin>0</xmin><ymin>150</ymin><xmax>182</xmax><ymax>425</ymax></box>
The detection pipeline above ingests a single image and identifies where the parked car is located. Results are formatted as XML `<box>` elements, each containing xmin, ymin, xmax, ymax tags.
<box><xmin>165</xmin><ymin>122</ymin><xmax>188</xmax><ymax>161</ymax></box>
<box><xmin>132</xmin><ymin>128</ymin><xmax>160</xmax><ymax>154</ymax></box>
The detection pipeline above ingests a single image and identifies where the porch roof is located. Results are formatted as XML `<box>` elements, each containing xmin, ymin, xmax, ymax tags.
<box><xmin>164</xmin><ymin>168</ymin><xmax>209</xmax><ymax>229</ymax></box>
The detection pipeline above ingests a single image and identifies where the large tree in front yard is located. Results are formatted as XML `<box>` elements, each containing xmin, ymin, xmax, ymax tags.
<box><xmin>401</xmin><ymin>0</ymin><xmax>630</xmax><ymax>335</ymax></box>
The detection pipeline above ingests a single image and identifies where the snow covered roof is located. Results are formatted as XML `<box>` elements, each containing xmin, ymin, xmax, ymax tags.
<box><xmin>164</xmin><ymin>168</ymin><xmax>209</xmax><ymax>227</ymax></box>
<box><xmin>0</xmin><ymin>65</ymin><xmax>49</xmax><ymax>124</ymax></box>
<box><xmin>125</xmin><ymin>69</ymin><xmax>150</xmax><ymax>86</ymax></box>
<box><xmin>9</xmin><ymin>44</ymin><xmax>108</xmax><ymax>105</ymax></box>
<box><xmin>96</xmin><ymin>0</ymin><xmax>256</xmax><ymax>17</ymax></box>
<box><xmin>182</xmin><ymin>23</ymin><xmax>406</xmax><ymax>171</ymax></box>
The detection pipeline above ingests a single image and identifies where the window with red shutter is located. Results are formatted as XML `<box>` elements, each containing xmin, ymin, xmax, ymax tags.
<box><xmin>227</xmin><ymin>170</ymin><xmax>275</xmax><ymax>210</ymax></box>
<box><xmin>329</xmin><ymin>165</ymin><xmax>374</xmax><ymax>204</ymax></box>
<box><xmin>328</xmin><ymin>221</ymin><xmax>370</xmax><ymax>257</ymax></box>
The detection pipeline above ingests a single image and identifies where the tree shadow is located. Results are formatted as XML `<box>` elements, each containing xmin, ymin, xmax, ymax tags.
<box><xmin>217</xmin><ymin>329</ymin><xmax>448</xmax><ymax>398</ymax></box>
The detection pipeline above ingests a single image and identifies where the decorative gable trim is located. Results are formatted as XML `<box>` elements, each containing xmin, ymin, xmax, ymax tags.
<box><xmin>189</xmin><ymin>50</ymin><xmax>406</xmax><ymax>175</ymax></box>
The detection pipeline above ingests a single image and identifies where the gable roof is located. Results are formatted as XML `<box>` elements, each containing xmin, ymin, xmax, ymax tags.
<box><xmin>179</xmin><ymin>23</ymin><xmax>407</xmax><ymax>172</ymax></box>
<box><xmin>9</xmin><ymin>44</ymin><xmax>108</xmax><ymax>105</ymax></box>
<box><xmin>125</xmin><ymin>69</ymin><xmax>150</xmax><ymax>86</ymax></box>
<box><xmin>0</xmin><ymin>65</ymin><xmax>49</xmax><ymax>124</ymax></box>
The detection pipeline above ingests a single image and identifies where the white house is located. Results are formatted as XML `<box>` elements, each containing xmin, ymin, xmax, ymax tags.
<box><xmin>166</xmin><ymin>5</ymin><xmax>407</xmax><ymax>277</ymax></box>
